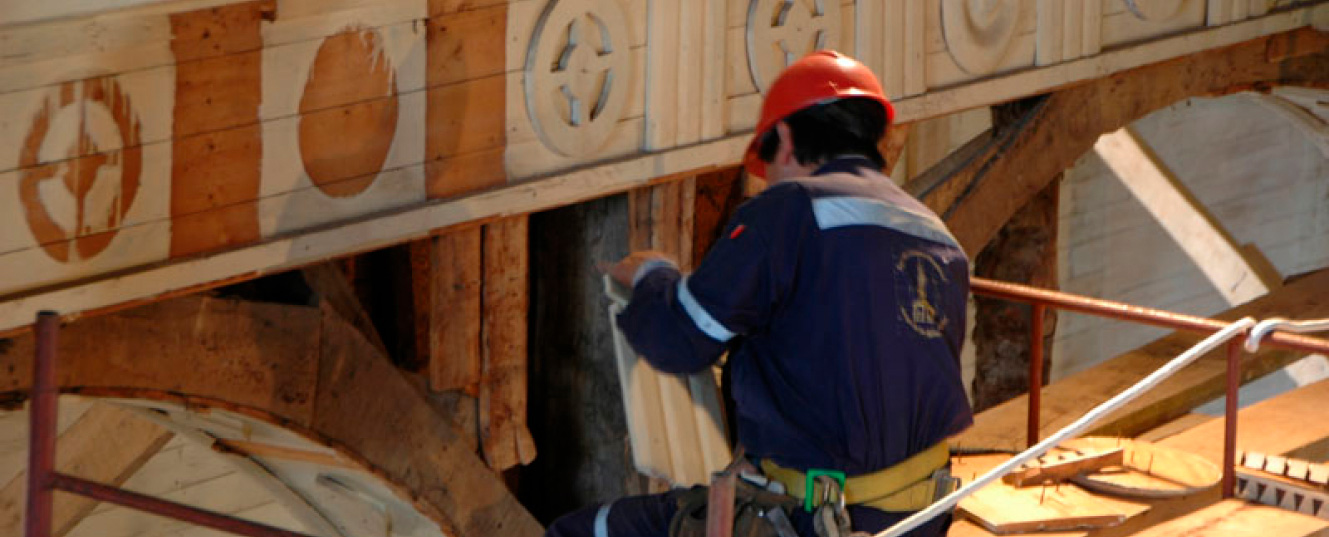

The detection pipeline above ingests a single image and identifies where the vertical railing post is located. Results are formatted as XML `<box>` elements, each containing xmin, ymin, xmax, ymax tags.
<box><xmin>26</xmin><ymin>312</ymin><xmax>59</xmax><ymax>537</ymax></box>
<box><xmin>1028</xmin><ymin>304</ymin><xmax>1045</xmax><ymax>449</ymax></box>
<box><xmin>1222</xmin><ymin>338</ymin><xmax>1242</xmax><ymax>499</ymax></box>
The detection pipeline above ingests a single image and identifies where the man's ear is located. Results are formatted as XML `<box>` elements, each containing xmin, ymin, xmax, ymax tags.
<box><xmin>775</xmin><ymin>122</ymin><xmax>796</xmax><ymax>166</ymax></box>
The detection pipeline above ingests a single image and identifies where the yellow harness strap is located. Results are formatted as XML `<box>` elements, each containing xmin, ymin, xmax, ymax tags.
<box><xmin>760</xmin><ymin>441</ymin><xmax>950</xmax><ymax>512</ymax></box>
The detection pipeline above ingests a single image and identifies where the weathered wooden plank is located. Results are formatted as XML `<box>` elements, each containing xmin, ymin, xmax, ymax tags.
<box><xmin>1002</xmin><ymin>447</ymin><xmax>1123</xmax><ymax>487</ymax></box>
<box><xmin>479</xmin><ymin>216</ymin><xmax>537</xmax><ymax>470</ymax></box>
<box><xmin>1162</xmin><ymin>378</ymin><xmax>1329</xmax><ymax>464</ymax></box>
<box><xmin>314</xmin><ymin>302</ymin><xmax>544</xmax><ymax>536</ymax></box>
<box><xmin>301</xmin><ymin>261</ymin><xmax>387</xmax><ymax>354</ymax></box>
<box><xmin>428</xmin><ymin>227</ymin><xmax>483</xmax><ymax>394</ymax></box>
<box><xmin>426</xmin><ymin>75</ymin><xmax>507</xmax><ymax>198</ymax></box>
<box><xmin>955</xmin><ymin>268</ymin><xmax>1329</xmax><ymax>453</ymax></box>
<box><xmin>954</xmin><ymin>453</ymin><xmax>1149</xmax><ymax>534</ymax></box>
<box><xmin>0</xmin><ymin>297</ymin><xmax>322</xmax><ymax>420</ymax></box>
<box><xmin>0</xmin><ymin>403</ymin><xmax>173</xmax><ymax>537</ymax></box>
<box><xmin>1129</xmin><ymin>499</ymin><xmax>1329</xmax><ymax>537</ymax></box>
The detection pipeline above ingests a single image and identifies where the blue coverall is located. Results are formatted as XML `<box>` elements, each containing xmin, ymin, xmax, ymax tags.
<box><xmin>547</xmin><ymin>157</ymin><xmax>973</xmax><ymax>537</ymax></box>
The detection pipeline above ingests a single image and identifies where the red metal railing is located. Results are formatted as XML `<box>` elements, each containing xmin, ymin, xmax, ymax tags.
<box><xmin>24</xmin><ymin>312</ymin><xmax>317</xmax><ymax>537</ymax></box>
<box><xmin>24</xmin><ymin>278</ymin><xmax>1329</xmax><ymax>536</ymax></box>
<box><xmin>970</xmin><ymin>276</ymin><xmax>1329</xmax><ymax>499</ymax></box>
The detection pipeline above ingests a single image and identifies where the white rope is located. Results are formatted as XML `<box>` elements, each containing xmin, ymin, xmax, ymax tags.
<box><xmin>872</xmin><ymin>316</ymin><xmax>1257</xmax><ymax>537</ymax></box>
<box><xmin>1245</xmin><ymin>317</ymin><xmax>1329</xmax><ymax>353</ymax></box>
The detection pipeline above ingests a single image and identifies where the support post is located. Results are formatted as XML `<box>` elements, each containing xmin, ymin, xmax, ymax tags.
<box><xmin>1222</xmin><ymin>338</ymin><xmax>1242</xmax><ymax>498</ymax></box>
<box><xmin>1028</xmin><ymin>304</ymin><xmax>1045</xmax><ymax>449</ymax></box>
<box><xmin>26</xmin><ymin>312</ymin><xmax>58</xmax><ymax>537</ymax></box>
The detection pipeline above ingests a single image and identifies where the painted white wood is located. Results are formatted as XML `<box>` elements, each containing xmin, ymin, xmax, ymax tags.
<box><xmin>1093</xmin><ymin>127</ymin><xmax>1272</xmax><ymax>306</ymax></box>
<box><xmin>645</xmin><ymin>0</ymin><xmax>682</xmax><ymax>150</ymax></box>
<box><xmin>904</xmin><ymin>0</ymin><xmax>927</xmax><ymax>96</ymax></box>
<box><xmin>897</xmin><ymin>7</ymin><xmax>1317</xmax><ymax>124</ymax></box>
<box><xmin>700</xmin><ymin>0</ymin><xmax>728</xmax><ymax>140</ymax></box>
<box><xmin>0</xmin><ymin>0</ymin><xmax>241</xmax><ymax>29</ymax></box>
<box><xmin>1036</xmin><ymin>0</ymin><xmax>1064</xmax><ymax>65</ymax></box>
<box><xmin>677</xmin><ymin>0</ymin><xmax>704</xmax><ymax>146</ymax></box>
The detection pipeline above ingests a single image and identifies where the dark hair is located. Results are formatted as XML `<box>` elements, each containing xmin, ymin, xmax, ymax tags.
<box><xmin>756</xmin><ymin>97</ymin><xmax>888</xmax><ymax>170</ymax></box>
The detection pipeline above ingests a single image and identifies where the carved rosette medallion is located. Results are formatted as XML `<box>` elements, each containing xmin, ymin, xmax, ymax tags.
<box><xmin>941</xmin><ymin>0</ymin><xmax>1024</xmax><ymax>76</ymax></box>
<box><xmin>746</xmin><ymin>0</ymin><xmax>842</xmax><ymax>93</ymax></box>
<box><xmin>524</xmin><ymin>0</ymin><xmax>632</xmax><ymax>158</ymax></box>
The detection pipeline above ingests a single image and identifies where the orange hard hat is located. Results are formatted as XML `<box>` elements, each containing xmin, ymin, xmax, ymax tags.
<box><xmin>743</xmin><ymin>50</ymin><xmax>894</xmax><ymax>179</ymax></box>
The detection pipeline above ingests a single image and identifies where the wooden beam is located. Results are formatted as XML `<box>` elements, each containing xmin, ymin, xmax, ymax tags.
<box><xmin>301</xmin><ymin>262</ymin><xmax>387</xmax><ymax>355</ymax></box>
<box><xmin>479</xmin><ymin>216</ymin><xmax>536</xmax><ymax>471</ymax></box>
<box><xmin>906</xmin><ymin>28</ymin><xmax>1329</xmax><ymax>256</ymax></box>
<box><xmin>1002</xmin><ymin>448</ymin><xmax>1124</xmax><ymax>487</ymax></box>
<box><xmin>1161</xmin><ymin>378</ymin><xmax>1329</xmax><ymax>464</ymax></box>
<box><xmin>955</xmin><ymin>268</ymin><xmax>1329</xmax><ymax>453</ymax></box>
<box><xmin>428</xmin><ymin>227</ymin><xmax>483</xmax><ymax>395</ymax></box>
<box><xmin>0</xmin><ymin>403</ymin><xmax>173</xmax><ymax>537</ymax></box>
<box><xmin>1093</xmin><ymin>127</ymin><xmax>1279</xmax><ymax>305</ymax></box>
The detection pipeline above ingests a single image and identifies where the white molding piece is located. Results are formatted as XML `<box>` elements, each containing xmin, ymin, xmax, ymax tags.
<box><xmin>1093</xmin><ymin>127</ymin><xmax>1275</xmax><ymax>306</ymax></box>
<box><xmin>892</xmin><ymin>6</ymin><xmax>1319</xmax><ymax>123</ymax></box>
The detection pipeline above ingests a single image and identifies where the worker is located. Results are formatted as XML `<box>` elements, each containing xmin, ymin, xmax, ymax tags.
<box><xmin>547</xmin><ymin>50</ymin><xmax>973</xmax><ymax>537</ymax></box>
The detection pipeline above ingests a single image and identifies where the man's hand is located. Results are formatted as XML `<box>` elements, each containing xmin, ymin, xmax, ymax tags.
<box><xmin>607</xmin><ymin>250</ymin><xmax>676</xmax><ymax>287</ymax></box>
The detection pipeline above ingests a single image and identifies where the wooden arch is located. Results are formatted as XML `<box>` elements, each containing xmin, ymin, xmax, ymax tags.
<box><xmin>910</xmin><ymin>29</ymin><xmax>1329</xmax><ymax>256</ymax></box>
<box><xmin>0</xmin><ymin>296</ymin><xmax>543</xmax><ymax>537</ymax></box>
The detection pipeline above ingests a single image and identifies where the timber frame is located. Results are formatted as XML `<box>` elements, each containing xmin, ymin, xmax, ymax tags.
<box><xmin>3</xmin><ymin>1</ymin><xmax>1329</xmax><ymax>536</ymax></box>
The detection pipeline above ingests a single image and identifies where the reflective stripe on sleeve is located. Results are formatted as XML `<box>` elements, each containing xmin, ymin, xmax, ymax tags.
<box><xmin>811</xmin><ymin>197</ymin><xmax>960</xmax><ymax>249</ymax></box>
<box><xmin>677</xmin><ymin>277</ymin><xmax>737</xmax><ymax>342</ymax></box>
<box><xmin>593</xmin><ymin>501</ymin><xmax>613</xmax><ymax>537</ymax></box>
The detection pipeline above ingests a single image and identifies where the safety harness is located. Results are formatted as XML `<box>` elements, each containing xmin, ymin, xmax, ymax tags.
<box><xmin>669</xmin><ymin>443</ymin><xmax>957</xmax><ymax>537</ymax></box>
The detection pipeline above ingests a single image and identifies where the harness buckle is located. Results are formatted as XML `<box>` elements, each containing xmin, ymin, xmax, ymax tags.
<box><xmin>803</xmin><ymin>469</ymin><xmax>846</xmax><ymax>512</ymax></box>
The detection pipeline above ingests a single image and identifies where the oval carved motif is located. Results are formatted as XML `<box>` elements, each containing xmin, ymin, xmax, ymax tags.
<box><xmin>524</xmin><ymin>0</ymin><xmax>632</xmax><ymax>158</ymax></box>
<box><xmin>298</xmin><ymin>27</ymin><xmax>400</xmax><ymax>198</ymax></box>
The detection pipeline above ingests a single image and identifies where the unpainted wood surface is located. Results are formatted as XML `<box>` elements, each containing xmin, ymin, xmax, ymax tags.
<box><xmin>1128</xmin><ymin>499</ymin><xmax>1329</xmax><ymax>537</ymax></box>
<box><xmin>954</xmin><ymin>454</ymin><xmax>1149</xmax><ymax>534</ymax></box>
<box><xmin>479</xmin><ymin>216</ymin><xmax>537</xmax><ymax>471</ymax></box>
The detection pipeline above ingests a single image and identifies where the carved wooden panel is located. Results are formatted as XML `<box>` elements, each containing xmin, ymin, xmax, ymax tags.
<box><xmin>1035</xmin><ymin>0</ymin><xmax>1101</xmax><ymax>65</ymax></box>
<box><xmin>506</xmin><ymin>0</ymin><xmax>645</xmax><ymax>178</ymax></box>
<box><xmin>1102</xmin><ymin>0</ymin><xmax>1205</xmax><ymax>49</ymax></box>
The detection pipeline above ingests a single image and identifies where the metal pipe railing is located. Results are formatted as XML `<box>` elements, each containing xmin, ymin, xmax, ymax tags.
<box><xmin>967</xmin><ymin>275</ymin><xmax>1329</xmax><ymax>507</ymax></box>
